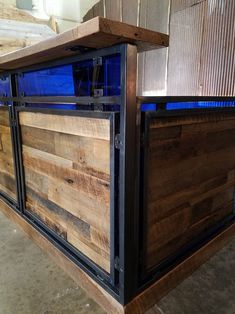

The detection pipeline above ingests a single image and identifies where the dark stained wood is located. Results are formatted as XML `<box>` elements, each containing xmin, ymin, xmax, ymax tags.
<box><xmin>125</xmin><ymin>222</ymin><xmax>235</xmax><ymax>314</ymax></box>
<box><xmin>0</xmin><ymin>17</ymin><xmax>169</xmax><ymax>71</ymax></box>
<box><xmin>0</xmin><ymin>107</ymin><xmax>17</xmax><ymax>200</ymax></box>
<box><xmin>19</xmin><ymin>111</ymin><xmax>111</xmax><ymax>272</ymax></box>
<box><xmin>145</xmin><ymin>113</ymin><xmax>235</xmax><ymax>270</ymax></box>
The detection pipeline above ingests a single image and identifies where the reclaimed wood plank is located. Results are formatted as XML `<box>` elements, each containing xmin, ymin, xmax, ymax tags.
<box><xmin>22</xmin><ymin>146</ymin><xmax>110</xmax><ymax>205</ymax></box>
<box><xmin>68</xmin><ymin>231</ymin><xmax>110</xmax><ymax>272</ymax></box>
<box><xmin>147</xmin><ymin>202</ymin><xmax>234</xmax><ymax>269</ymax></box>
<box><xmin>0</xmin><ymin>107</ymin><xmax>17</xmax><ymax>200</ymax></box>
<box><xmin>21</xmin><ymin>125</ymin><xmax>110</xmax><ymax>181</ymax></box>
<box><xmin>20</xmin><ymin>112</ymin><xmax>111</xmax><ymax>272</ymax></box>
<box><xmin>0</xmin><ymin>17</ymin><xmax>169</xmax><ymax>71</ymax></box>
<box><xmin>145</xmin><ymin>113</ymin><xmax>235</xmax><ymax>270</ymax></box>
<box><xmin>19</xmin><ymin>112</ymin><xmax>110</xmax><ymax>141</ymax></box>
<box><xmin>48</xmin><ymin>179</ymin><xmax>109</xmax><ymax>233</ymax></box>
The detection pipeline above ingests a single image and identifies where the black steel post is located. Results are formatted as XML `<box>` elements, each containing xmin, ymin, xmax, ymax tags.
<box><xmin>118</xmin><ymin>44</ymin><xmax>139</xmax><ymax>305</ymax></box>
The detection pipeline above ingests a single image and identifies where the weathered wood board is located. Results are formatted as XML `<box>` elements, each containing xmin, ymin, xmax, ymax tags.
<box><xmin>19</xmin><ymin>111</ymin><xmax>111</xmax><ymax>272</ymax></box>
<box><xmin>145</xmin><ymin>113</ymin><xmax>235</xmax><ymax>270</ymax></box>
<box><xmin>0</xmin><ymin>17</ymin><xmax>169</xmax><ymax>71</ymax></box>
<box><xmin>0</xmin><ymin>106</ymin><xmax>17</xmax><ymax>200</ymax></box>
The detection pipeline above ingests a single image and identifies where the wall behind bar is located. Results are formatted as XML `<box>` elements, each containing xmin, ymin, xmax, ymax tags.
<box><xmin>83</xmin><ymin>0</ymin><xmax>170</xmax><ymax>96</ymax></box>
<box><xmin>167</xmin><ymin>0</ymin><xmax>235</xmax><ymax>96</ymax></box>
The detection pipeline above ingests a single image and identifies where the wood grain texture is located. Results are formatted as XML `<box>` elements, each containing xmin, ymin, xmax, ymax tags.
<box><xmin>20</xmin><ymin>112</ymin><xmax>111</xmax><ymax>273</ymax></box>
<box><xmin>0</xmin><ymin>16</ymin><xmax>169</xmax><ymax>71</ymax></box>
<box><xmin>125</xmin><ymin>222</ymin><xmax>235</xmax><ymax>314</ymax></box>
<box><xmin>145</xmin><ymin>113</ymin><xmax>235</xmax><ymax>270</ymax></box>
<box><xmin>0</xmin><ymin>107</ymin><xmax>17</xmax><ymax>200</ymax></box>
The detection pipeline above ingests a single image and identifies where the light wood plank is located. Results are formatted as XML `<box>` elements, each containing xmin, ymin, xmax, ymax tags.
<box><xmin>19</xmin><ymin>112</ymin><xmax>111</xmax><ymax>141</ymax></box>
<box><xmin>48</xmin><ymin>179</ymin><xmax>110</xmax><ymax>233</ymax></box>
<box><xmin>0</xmin><ymin>16</ymin><xmax>169</xmax><ymax>71</ymax></box>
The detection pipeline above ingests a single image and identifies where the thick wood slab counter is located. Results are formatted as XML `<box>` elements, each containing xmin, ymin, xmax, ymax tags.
<box><xmin>0</xmin><ymin>16</ymin><xmax>169</xmax><ymax>71</ymax></box>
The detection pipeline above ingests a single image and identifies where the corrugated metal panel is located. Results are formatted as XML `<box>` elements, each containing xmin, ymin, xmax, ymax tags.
<box><xmin>167</xmin><ymin>1</ymin><xmax>205</xmax><ymax>95</ymax></box>
<box><xmin>137</xmin><ymin>0</ymin><xmax>147</xmax><ymax>95</ymax></box>
<box><xmin>199</xmin><ymin>0</ymin><xmax>235</xmax><ymax>96</ymax></box>
<box><xmin>168</xmin><ymin>0</ymin><xmax>235</xmax><ymax>96</ymax></box>
<box><xmin>142</xmin><ymin>0</ymin><xmax>170</xmax><ymax>96</ymax></box>
<box><xmin>171</xmin><ymin>0</ymin><xmax>205</xmax><ymax>13</ymax></box>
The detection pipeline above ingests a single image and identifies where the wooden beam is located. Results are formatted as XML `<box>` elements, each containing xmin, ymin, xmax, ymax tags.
<box><xmin>0</xmin><ymin>17</ymin><xmax>169</xmax><ymax>71</ymax></box>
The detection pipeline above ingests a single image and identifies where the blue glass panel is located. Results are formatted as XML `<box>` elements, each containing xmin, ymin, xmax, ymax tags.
<box><xmin>104</xmin><ymin>54</ymin><xmax>121</xmax><ymax>96</ymax></box>
<box><xmin>166</xmin><ymin>101</ymin><xmax>235</xmax><ymax>110</ymax></box>
<box><xmin>24</xmin><ymin>103</ymin><xmax>120</xmax><ymax>112</ymax></box>
<box><xmin>18</xmin><ymin>54</ymin><xmax>121</xmax><ymax>97</ymax></box>
<box><xmin>18</xmin><ymin>65</ymin><xmax>75</xmax><ymax>96</ymax></box>
<box><xmin>141</xmin><ymin>103</ymin><xmax>157</xmax><ymax>111</ymax></box>
<box><xmin>73</xmin><ymin>54</ymin><xmax>121</xmax><ymax>96</ymax></box>
<box><xmin>0</xmin><ymin>76</ymin><xmax>11</xmax><ymax>97</ymax></box>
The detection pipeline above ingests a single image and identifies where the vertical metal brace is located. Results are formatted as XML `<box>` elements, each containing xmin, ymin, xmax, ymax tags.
<box><xmin>9</xmin><ymin>74</ymin><xmax>22</xmax><ymax>212</ymax></box>
<box><xmin>118</xmin><ymin>44</ymin><xmax>138</xmax><ymax>305</ymax></box>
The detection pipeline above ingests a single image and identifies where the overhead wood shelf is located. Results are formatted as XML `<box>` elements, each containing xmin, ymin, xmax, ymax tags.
<box><xmin>0</xmin><ymin>16</ymin><xmax>169</xmax><ymax>71</ymax></box>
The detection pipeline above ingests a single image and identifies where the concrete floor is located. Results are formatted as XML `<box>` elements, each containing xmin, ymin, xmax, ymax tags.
<box><xmin>0</xmin><ymin>211</ymin><xmax>235</xmax><ymax>314</ymax></box>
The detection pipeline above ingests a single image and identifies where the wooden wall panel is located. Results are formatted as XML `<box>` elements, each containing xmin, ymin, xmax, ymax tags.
<box><xmin>122</xmin><ymin>0</ymin><xmax>139</xmax><ymax>25</ymax></box>
<box><xmin>0</xmin><ymin>107</ymin><xmax>17</xmax><ymax>200</ymax></box>
<box><xmin>105</xmin><ymin>0</ymin><xmax>121</xmax><ymax>21</ymax></box>
<box><xmin>19</xmin><ymin>112</ymin><xmax>111</xmax><ymax>273</ymax></box>
<box><xmin>145</xmin><ymin>113</ymin><xmax>235</xmax><ymax>270</ymax></box>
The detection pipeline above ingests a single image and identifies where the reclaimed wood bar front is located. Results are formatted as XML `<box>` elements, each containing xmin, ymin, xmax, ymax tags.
<box><xmin>0</xmin><ymin>17</ymin><xmax>235</xmax><ymax>314</ymax></box>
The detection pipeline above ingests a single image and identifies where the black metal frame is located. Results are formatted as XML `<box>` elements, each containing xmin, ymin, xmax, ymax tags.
<box><xmin>137</xmin><ymin>97</ymin><xmax>235</xmax><ymax>294</ymax></box>
<box><xmin>0</xmin><ymin>44</ymin><xmax>140</xmax><ymax>305</ymax></box>
<box><xmin>0</xmin><ymin>104</ymin><xmax>19</xmax><ymax>208</ymax></box>
<box><xmin>15</xmin><ymin>106</ymin><xmax>120</xmax><ymax>298</ymax></box>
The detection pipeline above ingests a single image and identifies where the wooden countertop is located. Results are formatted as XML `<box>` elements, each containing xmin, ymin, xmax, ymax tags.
<box><xmin>0</xmin><ymin>16</ymin><xmax>169</xmax><ymax>71</ymax></box>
